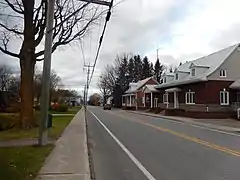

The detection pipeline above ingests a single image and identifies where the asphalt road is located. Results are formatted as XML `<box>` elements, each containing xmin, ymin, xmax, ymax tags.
<box><xmin>86</xmin><ymin>106</ymin><xmax>240</xmax><ymax>180</ymax></box>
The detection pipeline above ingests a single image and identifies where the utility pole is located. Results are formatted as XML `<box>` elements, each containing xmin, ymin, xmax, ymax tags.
<box><xmin>39</xmin><ymin>0</ymin><xmax>55</xmax><ymax>146</ymax></box>
<box><xmin>38</xmin><ymin>0</ymin><xmax>112</xmax><ymax>146</ymax></box>
<box><xmin>84</xmin><ymin>63</ymin><xmax>94</xmax><ymax>104</ymax></box>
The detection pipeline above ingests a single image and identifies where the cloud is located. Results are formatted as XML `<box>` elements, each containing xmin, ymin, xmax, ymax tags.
<box><xmin>2</xmin><ymin>0</ymin><xmax>240</xmax><ymax>95</ymax></box>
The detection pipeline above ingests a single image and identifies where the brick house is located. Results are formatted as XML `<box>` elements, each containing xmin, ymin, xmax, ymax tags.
<box><xmin>122</xmin><ymin>77</ymin><xmax>159</xmax><ymax>109</ymax></box>
<box><xmin>152</xmin><ymin>43</ymin><xmax>240</xmax><ymax>117</ymax></box>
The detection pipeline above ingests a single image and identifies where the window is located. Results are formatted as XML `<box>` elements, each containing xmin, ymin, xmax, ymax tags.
<box><xmin>237</xmin><ymin>91</ymin><xmax>240</xmax><ymax>102</ymax></box>
<box><xmin>163</xmin><ymin>93</ymin><xmax>169</xmax><ymax>104</ymax></box>
<box><xmin>142</xmin><ymin>97</ymin><xmax>145</xmax><ymax>104</ymax></box>
<box><xmin>185</xmin><ymin>91</ymin><xmax>195</xmax><ymax>104</ymax></box>
<box><xmin>164</xmin><ymin>77</ymin><xmax>167</xmax><ymax>83</ymax></box>
<box><xmin>220</xmin><ymin>69</ymin><xmax>227</xmax><ymax>77</ymax></box>
<box><xmin>220</xmin><ymin>90</ymin><xmax>229</xmax><ymax>105</ymax></box>
<box><xmin>191</xmin><ymin>68</ymin><xmax>196</xmax><ymax>76</ymax></box>
<box><xmin>175</xmin><ymin>73</ymin><xmax>178</xmax><ymax>80</ymax></box>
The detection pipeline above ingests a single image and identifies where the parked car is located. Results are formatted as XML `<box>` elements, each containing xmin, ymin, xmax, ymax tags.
<box><xmin>103</xmin><ymin>104</ymin><xmax>111</xmax><ymax>110</ymax></box>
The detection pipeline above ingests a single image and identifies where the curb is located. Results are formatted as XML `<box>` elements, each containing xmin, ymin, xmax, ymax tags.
<box><xmin>84</xmin><ymin>109</ymin><xmax>96</xmax><ymax>180</ymax></box>
<box><xmin>83</xmin><ymin>109</ymin><xmax>92</xmax><ymax>180</ymax></box>
<box><xmin>127</xmin><ymin>111</ymin><xmax>240</xmax><ymax>133</ymax></box>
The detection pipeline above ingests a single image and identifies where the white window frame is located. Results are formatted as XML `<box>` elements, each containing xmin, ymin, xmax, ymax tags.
<box><xmin>164</xmin><ymin>77</ymin><xmax>167</xmax><ymax>83</ymax></box>
<box><xmin>163</xmin><ymin>93</ymin><xmax>169</xmax><ymax>104</ymax></box>
<box><xmin>220</xmin><ymin>69</ymin><xmax>227</xmax><ymax>77</ymax></box>
<box><xmin>191</xmin><ymin>68</ymin><xmax>196</xmax><ymax>76</ymax></box>
<box><xmin>185</xmin><ymin>91</ymin><xmax>195</xmax><ymax>104</ymax></box>
<box><xmin>220</xmin><ymin>90</ymin><xmax>229</xmax><ymax>105</ymax></box>
<box><xmin>175</xmin><ymin>73</ymin><xmax>178</xmax><ymax>80</ymax></box>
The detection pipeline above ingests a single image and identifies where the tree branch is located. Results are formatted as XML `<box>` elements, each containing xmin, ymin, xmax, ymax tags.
<box><xmin>0</xmin><ymin>46</ymin><xmax>19</xmax><ymax>58</ymax></box>
<box><xmin>0</xmin><ymin>22</ymin><xmax>23</xmax><ymax>35</ymax></box>
<box><xmin>34</xmin><ymin>0</ymin><xmax>47</xmax><ymax>47</ymax></box>
<box><xmin>4</xmin><ymin>0</ymin><xmax>24</xmax><ymax>14</ymax></box>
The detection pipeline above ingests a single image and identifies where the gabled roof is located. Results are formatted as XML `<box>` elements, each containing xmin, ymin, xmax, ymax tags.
<box><xmin>230</xmin><ymin>79</ymin><xmax>240</xmax><ymax>89</ymax></box>
<box><xmin>163</xmin><ymin>72</ymin><xmax>174</xmax><ymax>76</ymax></box>
<box><xmin>125</xmin><ymin>77</ymin><xmax>158</xmax><ymax>94</ymax></box>
<box><xmin>189</xmin><ymin>62</ymin><xmax>209</xmax><ymax>68</ymax></box>
<box><xmin>143</xmin><ymin>85</ymin><xmax>158</xmax><ymax>93</ymax></box>
<box><xmin>156</xmin><ymin>43</ymin><xmax>239</xmax><ymax>89</ymax></box>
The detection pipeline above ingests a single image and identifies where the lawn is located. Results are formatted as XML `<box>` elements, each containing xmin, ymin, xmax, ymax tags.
<box><xmin>0</xmin><ymin>107</ymin><xmax>80</xmax><ymax>180</ymax></box>
<box><xmin>0</xmin><ymin>145</ymin><xmax>53</xmax><ymax>180</ymax></box>
<box><xmin>0</xmin><ymin>116</ymin><xmax>73</xmax><ymax>140</ymax></box>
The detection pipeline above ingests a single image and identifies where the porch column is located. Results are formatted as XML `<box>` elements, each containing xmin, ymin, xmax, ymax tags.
<box><xmin>174</xmin><ymin>92</ymin><xmax>179</xmax><ymax>108</ymax></box>
<box><xmin>151</xmin><ymin>92</ymin><xmax>153</xmax><ymax>108</ymax></box>
<box><xmin>135</xmin><ymin>93</ymin><xmax>138</xmax><ymax>110</ymax></box>
<box><xmin>144</xmin><ymin>93</ymin><xmax>146</xmax><ymax>107</ymax></box>
<box><xmin>130</xmin><ymin>95</ymin><xmax>132</xmax><ymax>107</ymax></box>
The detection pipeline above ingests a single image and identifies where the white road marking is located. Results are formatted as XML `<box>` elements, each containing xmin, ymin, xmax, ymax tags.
<box><xmin>88</xmin><ymin>110</ymin><xmax>156</xmax><ymax>180</ymax></box>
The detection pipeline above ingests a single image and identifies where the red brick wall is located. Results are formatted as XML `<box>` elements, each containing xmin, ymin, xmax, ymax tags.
<box><xmin>205</xmin><ymin>81</ymin><xmax>233</xmax><ymax>104</ymax></box>
<box><xmin>159</xmin><ymin>80</ymin><xmax>234</xmax><ymax>105</ymax></box>
<box><xmin>156</xmin><ymin>80</ymin><xmax>235</xmax><ymax>112</ymax></box>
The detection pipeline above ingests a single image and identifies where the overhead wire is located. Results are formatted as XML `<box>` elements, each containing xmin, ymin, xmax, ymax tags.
<box><xmin>87</xmin><ymin>0</ymin><xmax>113</xmax><ymax>91</ymax></box>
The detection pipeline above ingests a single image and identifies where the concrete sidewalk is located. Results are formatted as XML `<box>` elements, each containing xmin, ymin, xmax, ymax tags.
<box><xmin>36</xmin><ymin>109</ymin><xmax>90</xmax><ymax>180</ymax></box>
<box><xmin>129</xmin><ymin>111</ymin><xmax>240</xmax><ymax>133</ymax></box>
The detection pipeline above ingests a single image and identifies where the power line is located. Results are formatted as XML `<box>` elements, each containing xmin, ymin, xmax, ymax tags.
<box><xmin>80</xmin><ymin>40</ymin><xmax>86</xmax><ymax>65</ymax></box>
<box><xmin>88</xmin><ymin>0</ymin><xmax>113</xmax><ymax>88</ymax></box>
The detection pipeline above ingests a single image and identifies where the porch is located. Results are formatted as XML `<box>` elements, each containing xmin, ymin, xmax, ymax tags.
<box><xmin>122</xmin><ymin>94</ymin><xmax>136</xmax><ymax>107</ymax></box>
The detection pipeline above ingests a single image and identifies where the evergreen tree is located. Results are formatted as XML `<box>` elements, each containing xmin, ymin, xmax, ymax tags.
<box><xmin>150</xmin><ymin>62</ymin><xmax>154</xmax><ymax>76</ymax></box>
<box><xmin>154</xmin><ymin>59</ymin><xmax>163</xmax><ymax>83</ymax></box>
<box><xmin>127</xmin><ymin>58</ymin><xmax>134</xmax><ymax>83</ymax></box>
<box><xmin>133</xmin><ymin>55</ymin><xmax>142</xmax><ymax>82</ymax></box>
<box><xmin>141</xmin><ymin>56</ymin><xmax>152</xmax><ymax>79</ymax></box>
<box><xmin>116</xmin><ymin>55</ymin><xmax>129</xmax><ymax>91</ymax></box>
<box><xmin>169</xmin><ymin>66</ymin><xmax>173</xmax><ymax>73</ymax></box>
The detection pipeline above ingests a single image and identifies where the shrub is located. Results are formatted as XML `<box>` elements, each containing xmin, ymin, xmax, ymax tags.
<box><xmin>5</xmin><ymin>102</ymin><xmax>21</xmax><ymax>113</ymax></box>
<box><xmin>56</xmin><ymin>104</ymin><xmax>68</xmax><ymax>112</ymax></box>
<box><xmin>0</xmin><ymin>114</ymin><xmax>19</xmax><ymax>131</ymax></box>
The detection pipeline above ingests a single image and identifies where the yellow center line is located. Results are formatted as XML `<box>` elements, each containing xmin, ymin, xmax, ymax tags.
<box><xmin>130</xmin><ymin>118</ymin><xmax>240</xmax><ymax>157</ymax></box>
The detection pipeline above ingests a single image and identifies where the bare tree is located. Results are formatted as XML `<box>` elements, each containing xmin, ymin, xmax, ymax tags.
<box><xmin>34</xmin><ymin>70</ymin><xmax>62</xmax><ymax>104</ymax></box>
<box><xmin>0</xmin><ymin>0</ymin><xmax>104</xmax><ymax>127</ymax></box>
<box><xmin>0</xmin><ymin>64</ymin><xmax>13</xmax><ymax>91</ymax></box>
<box><xmin>98</xmin><ymin>65</ymin><xmax>117</xmax><ymax>103</ymax></box>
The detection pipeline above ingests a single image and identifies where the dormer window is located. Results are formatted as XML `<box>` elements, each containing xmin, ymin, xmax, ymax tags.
<box><xmin>220</xmin><ymin>69</ymin><xmax>227</xmax><ymax>77</ymax></box>
<box><xmin>175</xmin><ymin>73</ymin><xmax>178</xmax><ymax>80</ymax></box>
<box><xmin>191</xmin><ymin>68</ymin><xmax>196</xmax><ymax>76</ymax></box>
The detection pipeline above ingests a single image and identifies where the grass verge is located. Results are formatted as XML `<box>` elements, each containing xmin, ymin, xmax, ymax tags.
<box><xmin>0</xmin><ymin>145</ymin><xmax>53</xmax><ymax>180</ymax></box>
<box><xmin>0</xmin><ymin>116</ymin><xmax>73</xmax><ymax>140</ymax></box>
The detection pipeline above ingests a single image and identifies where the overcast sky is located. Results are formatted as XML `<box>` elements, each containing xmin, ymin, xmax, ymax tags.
<box><xmin>2</xmin><ymin>0</ymin><xmax>240</xmax><ymax>96</ymax></box>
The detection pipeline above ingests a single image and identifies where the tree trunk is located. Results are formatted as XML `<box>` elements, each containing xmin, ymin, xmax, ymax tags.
<box><xmin>20</xmin><ymin>53</ymin><xmax>36</xmax><ymax>128</ymax></box>
<box><xmin>19</xmin><ymin>0</ymin><xmax>35</xmax><ymax>129</ymax></box>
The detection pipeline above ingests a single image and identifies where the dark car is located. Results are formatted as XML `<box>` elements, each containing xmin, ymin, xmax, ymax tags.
<box><xmin>103</xmin><ymin>104</ymin><xmax>111</xmax><ymax>110</ymax></box>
